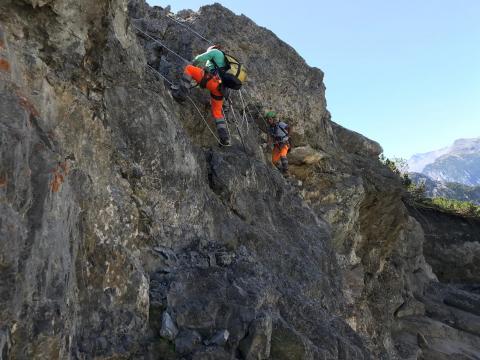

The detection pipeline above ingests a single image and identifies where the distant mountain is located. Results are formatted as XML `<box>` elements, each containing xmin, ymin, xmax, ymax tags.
<box><xmin>408</xmin><ymin>147</ymin><xmax>450</xmax><ymax>173</ymax></box>
<box><xmin>423</xmin><ymin>152</ymin><xmax>480</xmax><ymax>186</ymax></box>
<box><xmin>408</xmin><ymin>137</ymin><xmax>480</xmax><ymax>186</ymax></box>
<box><xmin>410</xmin><ymin>173</ymin><xmax>480</xmax><ymax>205</ymax></box>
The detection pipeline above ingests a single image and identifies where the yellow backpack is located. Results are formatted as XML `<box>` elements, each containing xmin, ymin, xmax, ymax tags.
<box><xmin>224</xmin><ymin>54</ymin><xmax>247</xmax><ymax>85</ymax></box>
<box><xmin>213</xmin><ymin>52</ymin><xmax>247</xmax><ymax>90</ymax></box>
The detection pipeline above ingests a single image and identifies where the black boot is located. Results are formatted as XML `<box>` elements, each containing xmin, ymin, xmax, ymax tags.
<box><xmin>281</xmin><ymin>157</ymin><xmax>289</xmax><ymax>176</ymax></box>
<box><xmin>215</xmin><ymin>119</ymin><xmax>230</xmax><ymax>146</ymax></box>
<box><xmin>171</xmin><ymin>84</ymin><xmax>186</xmax><ymax>102</ymax></box>
<box><xmin>171</xmin><ymin>74</ymin><xmax>191</xmax><ymax>102</ymax></box>
<box><xmin>217</xmin><ymin>127</ymin><xmax>230</xmax><ymax>146</ymax></box>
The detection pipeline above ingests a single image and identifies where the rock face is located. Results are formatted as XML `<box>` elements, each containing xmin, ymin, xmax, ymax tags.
<box><xmin>0</xmin><ymin>0</ymin><xmax>479</xmax><ymax>359</ymax></box>
<box><xmin>403</xmin><ymin>205</ymin><xmax>480</xmax><ymax>359</ymax></box>
<box><xmin>393</xmin><ymin>282</ymin><xmax>480</xmax><ymax>360</ymax></box>
<box><xmin>408</xmin><ymin>205</ymin><xmax>480</xmax><ymax>284</ymax></box>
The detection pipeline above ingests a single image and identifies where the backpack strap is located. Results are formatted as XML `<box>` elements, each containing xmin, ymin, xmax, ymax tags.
<box><xmin>224</xmin><ymin>54</ymin><xmax>241</xmax><ymax>77</ymax></box>
<box><xmin>274</xmin><ymin>123</ymin><xmax>289</xmax><ymax>143</ymax></box>
<box><xmin>278</xmin><ymin>123</ymin><xmax>289</xmax><ymax>137</ymax></box>
<box><xmin>211</xmin><ymin>51</ymin><xmax>230</xmax><ymax>75</ymax></box>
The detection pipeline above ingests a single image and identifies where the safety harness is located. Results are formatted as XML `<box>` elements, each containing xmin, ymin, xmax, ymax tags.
<box><xmin>198</xmin><ymin>70</ymin><xmax>224</xmax><ymax>100</ymax></box>
<box><xmin>270</xmin><ymin>122</ymin><xmax>291</xmax><ymax>152</ymax></box>
<box><xmin>270</xmin><ymin>122</ymin><xmax>289</xmax><ymax>143</ymax></box>
<box><xmin>198</xmin><ymin>72</ymin><xmax>214</xmax><ymax>88</ymax></box>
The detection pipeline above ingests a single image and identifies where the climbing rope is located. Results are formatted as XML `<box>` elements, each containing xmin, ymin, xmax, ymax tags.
<box><xmin>132</xmin><ymin>17</ymin><xmax>258</xmax><ymax>149</ymax></box>
<box><xmin>164</xmin><ymin>14</ymin><xmax>214</xmax><ymax>45</ymax></box>
<box><xmin>130</xmin><ymin>20</ymin><xmax>237</xmax><ymax>148</ymax></box>
<box><xmin>145</xmin><ymin>64</ymin><xmax>224</xmax><ymax>145</ymax></box>
<box><xmin>151</xmin><ymin>11</ymin><xmax>273</xmax><ymax>133</ymax></box>
<box><xmin>161</xmin><ymin>14</ymin><xmax>253</xmax><ymax>136</ymax></box>
<box><xmin>146</xmin><ymin>64</ymin><xmax>175</xmax><ymax>85</ymax></box>
<box><xmin>186</xmin><ymin>96</ymin><xmax>227</xmax><ymax>146</ymax></box>
<box><xmin>221</xmin><ymin>107</ymin><xmax>231</xmax><ymax>139</ymax></box>
<box><xmin>227</xmin><ymin>99</ymin><xmax>247</xmax><ymax>153</ymax></box>
<box><xmin>236</xmin><ymin>90</ymin><xmax>250</xmax><ymax>131</ymax></box>
<box><xmin>133</xmin><ymin>14</ymin><xmax>274</xmax><ymax>134</ymax></box>
<box><xmin>239</xmin><ymin>89</ymin><xmax>259</xmax><ymax>128</ymax></box>
<box><xmin>233</xmin><ymin>92</ymin><xmax>250</xmax><ymax>134</ymax></box>
<box><xmin>131</xmin><ymin>22</ymin><xmax>190</xmax><ymax>64</ymax></box>
<box><xmin>240</xmin><ymin>88</ymin><xmax>272</xmax><ymax>132</ymax></box>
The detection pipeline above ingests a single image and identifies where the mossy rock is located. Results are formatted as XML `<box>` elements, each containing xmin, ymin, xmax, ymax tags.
<box><xmin>270</xmin><ymin>320</ymin><xmax>306</xmax><ymax>360</ymax></box>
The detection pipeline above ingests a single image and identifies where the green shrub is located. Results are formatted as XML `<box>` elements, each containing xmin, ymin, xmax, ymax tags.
<box><xmin>379</xmin><ymin>154</ymin><xmax>420</xmax><ymax>194</ymax></box>
<box><xmin>407</xmin><ymin>180</ymin><xmax>426</xmax><ymax>201</ymax></box>
<box><xmin>430</xmin><ymin>197</ymin><xmax>480</xmax><ymax>217</ymax></box>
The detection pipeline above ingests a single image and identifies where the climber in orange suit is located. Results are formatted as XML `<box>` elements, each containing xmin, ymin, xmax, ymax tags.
<box><xmin>172</xmin><ymin>45</ymin><xmax>230</xmax><ymax>145</ymax></box>
<box><xmin>265</xmin><ymin>111</ymin><xmax>290</xmax><ymax>175</ymax></box>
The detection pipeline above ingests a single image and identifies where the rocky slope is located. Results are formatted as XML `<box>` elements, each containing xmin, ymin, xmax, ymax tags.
<box><xmin>0</xmin><ymin>0</ymin><xmax>479</xmax><ymax>359</ymax></box>
<box><xmin>408</xmin><ymin>205</ymin><xmax>480</xmax><ymax>284</ymax></box>
<box><xmin>405</xmin><ymin>204</ymin><xmax>480</xmax><ymax>359</ymax></box>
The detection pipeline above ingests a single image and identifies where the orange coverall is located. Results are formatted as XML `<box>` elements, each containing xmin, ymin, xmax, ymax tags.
<box><xmin>184</xmin><ymin>64</ymin><xmax>223</xmax><ymax>120</ymax></box>
<box><xmin>272</xmin><ymin>143</ymin><xmax>289</xmax><ymax>165</ymax></box>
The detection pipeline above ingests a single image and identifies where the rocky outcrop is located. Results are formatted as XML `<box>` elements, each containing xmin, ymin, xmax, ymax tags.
<box><xmin>394</xmin><ymin>282</ymin><xmax>480</xmax><ymax>359</ymax></box>
<box><xmin>288</xmin><ymin>131</ymin><xmax>438</xmax><ymax>358</ymax></box>
<box><xmin>1</xmin><ymin>0</ymin><xmax>479</xmax><ymax>359</ymax></box>
<box><xmin>331</xmin><ymin>121</ymin><xmax>382</xmax><ymax>158</ymax></box>
<box><xmin>400</xmin><ymin>204</ymin><xmax>480</xmax><ymax>359</ymax></box>
<box><xmin>408</xmin><ymin>205</ymin><xmax>480</xmax><ymax>284</ymax></box>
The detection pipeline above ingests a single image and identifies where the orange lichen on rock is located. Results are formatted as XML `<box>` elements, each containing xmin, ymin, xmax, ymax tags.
<box><xmin>0</xmin><ymin>58</ymin><xmax>10</xmax><ymax>72</ymax></box>
<box><xmin>0</xmin><ymin>176</ymin><xmax>7</xmax><ymax>188</ymax></box>
<box><xmin>17</xmin><ymin>93</ymin><xmax>40</xmax><ymax>117</ymax></box>
<box><xmin>50</xmin><ymin>161</ymin><xmax>69</xmax><ymax>193</ymax></box>
<box><xmin>50</xmin><ymin>172</ymin><xmax>64</xmax><ymax>193</ymax></box>
<box><xmin>59</xmin><ymin>161</ymin><xmax>69</xmax><ymax>173</ymax></box>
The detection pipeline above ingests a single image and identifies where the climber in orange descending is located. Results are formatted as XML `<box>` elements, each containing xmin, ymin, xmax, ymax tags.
<box><xmin>172</xmin><ymin>45</ymin><xmax>230</xmax><ymax>146</ymax></box>
<box><xmin>265</xmin><ymin>111</ymin><xmax>290</xmax><ymax>175</ymax></box>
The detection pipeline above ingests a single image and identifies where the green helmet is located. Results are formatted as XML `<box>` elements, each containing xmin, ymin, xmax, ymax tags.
<box><xmin>265</xmin><ymin>111</ymin><xmax>276</xmax><ymax>119</ymax></box>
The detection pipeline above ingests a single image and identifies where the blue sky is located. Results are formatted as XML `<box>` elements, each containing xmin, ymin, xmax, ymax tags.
<box><xmin>148</xmin><ymin>0</ymin><xmax>480</xmax><ymax>158</ymax></box>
